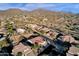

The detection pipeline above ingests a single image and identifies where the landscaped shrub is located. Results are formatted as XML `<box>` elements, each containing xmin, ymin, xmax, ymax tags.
<box><xmin>16</xmin><ymin>52</ymin><xmax>22</xmax><ymax>56</ymax></box>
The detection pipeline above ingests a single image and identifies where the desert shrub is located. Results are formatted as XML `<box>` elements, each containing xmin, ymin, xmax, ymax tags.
<box><xmin>75</xmin><ymin>45</ymin><xmax>79</xmax><ymax>48</ymax></box>
<box><xmin>39</xmin><ymin>30</ymin><xmax>45</xmax><ymax>34</ymax></box>
<box><xmin>0</xmin><ymin>39</ymin><xmax>8</xmax><ymax>48</ymax></box>
<box><xmin>16</xmin><ymin>52</ymin><xmax>22</xmax><ymax>56</ymax></box>
<box><xmin>73</xmin><ymin>34</ymin><xmax>79</xmax><ymax>40</ymax></box>
<box><xmin>5</xmin><ymin>20</ymin><xmax>14</xmax><ymax>35</ymax></box>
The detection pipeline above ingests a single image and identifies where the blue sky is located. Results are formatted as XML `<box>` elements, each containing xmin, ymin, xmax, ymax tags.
<box><xmin>0</xmin><ymin>3</ymin><xmax>79</xmax><ymax>13</ymax></box>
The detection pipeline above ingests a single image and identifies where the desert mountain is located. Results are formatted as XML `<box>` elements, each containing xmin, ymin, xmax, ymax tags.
<box><xmin>0</xmin><ymin>9</ymin><xmax>28</xmax><ymax>16</ymax></box>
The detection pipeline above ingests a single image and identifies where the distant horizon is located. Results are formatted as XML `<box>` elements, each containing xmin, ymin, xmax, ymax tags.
<box><xmin>0</xmin><ymin>3</ymin><xmax>79</xmax><ymax>14</ymax></box>
<box><xmin>0</xmin><ymin>8</ymin><xmax>76</xmax><ymax>15</ymax></box>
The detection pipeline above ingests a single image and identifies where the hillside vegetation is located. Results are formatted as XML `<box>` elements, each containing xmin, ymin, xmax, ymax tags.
<box><xmin>0</xmin><ymin>9</ymin><xmax>79</xmax><ymax>40</ymax></box>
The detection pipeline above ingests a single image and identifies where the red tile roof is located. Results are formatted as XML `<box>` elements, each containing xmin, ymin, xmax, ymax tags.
<box><xmin>29</xmin><ymin>36</ymin><xmax>44</xmax><ymax>44</ymax></box>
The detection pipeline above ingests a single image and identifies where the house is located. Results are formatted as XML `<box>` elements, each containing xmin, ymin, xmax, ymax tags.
<box><xmin>12</xmin><ymin>43</ymin><xmax>34</xmax><ymax>56</ymax></box>
<box><xmin>27</xmin><ymin>36</ymin><xmax>47</xmax><ymax>46</ymax></box>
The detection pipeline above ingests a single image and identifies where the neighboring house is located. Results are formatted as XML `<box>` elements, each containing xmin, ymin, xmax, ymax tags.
<box><xmin>25</xmin><ymin>24</ymin><xmax>42</xmax><ymax>30</ymax></box>
<box><xmin>67</xmin><ymin>45</ymin><xmax>79</xmax><ymax>56</ymax></box>
<box><xmin>46</xmin><ymin>30</ymin><xmax>59</xmax><ymax>39</ymax></box>
<box><xmin>56</xmin><ymin>35</ymin><xmax>79</xmax><ymax>56</ymax></box>
<box><xmin>61</xmin><ymin>35</ymin><xmax>79</xmax><ymax>44</ymax></box>
<box><xmin>12</xmin><ymin>43</ymin><xmax>34</xmax><ymax>56</ymax></box>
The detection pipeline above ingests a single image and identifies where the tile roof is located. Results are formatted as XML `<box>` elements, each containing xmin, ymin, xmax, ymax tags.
<box><xmin>62</xmin><ymin>35</ymin><xmax>79</xmax><ymax>44</ymax></box>
<box><xmin>12</xmin><ymin>43</ymin><xmax>32</xmax><ymax>55</ymax></box>
<box><xmin>28</xmin><ymin>36</ymin><xmax>44</xmax><ymax>44</ymax></box>
<box><xmin>67</xmin><ymin>45</ymin><xmax>79</xmax><ymax>56</ymax></box>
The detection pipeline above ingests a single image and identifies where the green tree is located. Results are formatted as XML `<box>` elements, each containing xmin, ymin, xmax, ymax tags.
<box><xmin>5</xmin><ymin>20</ymin><xmax>14</xmax><ymax>35</ymax></box>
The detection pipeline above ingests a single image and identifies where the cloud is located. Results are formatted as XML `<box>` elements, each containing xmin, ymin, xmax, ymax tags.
<box><xmin>20</xmin><ymin>3</ymin><xmax>56</xmax><ymax>11</ymax></box>
<box><xmin>0</xmin><ymin>3</ymin><xmax>25</xmax><ymax>10</ymax></box>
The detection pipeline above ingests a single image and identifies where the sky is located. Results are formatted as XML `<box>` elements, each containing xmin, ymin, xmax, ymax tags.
<box><xmin>0</xmin><ymin>3</ymin><xmax>79</xmax><ymax>13</ymax></box>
